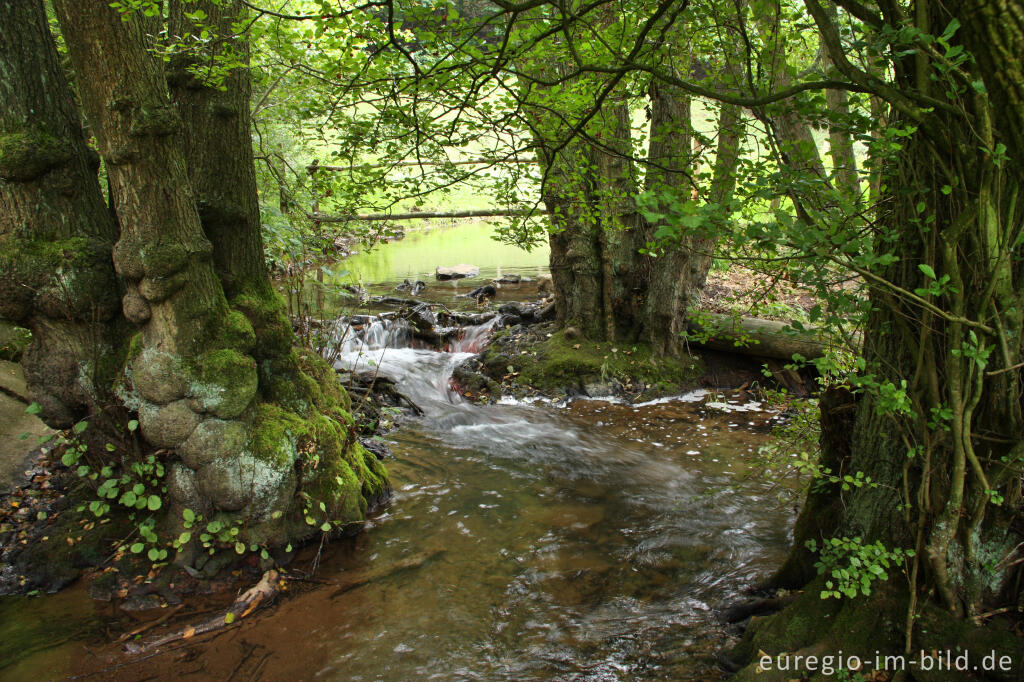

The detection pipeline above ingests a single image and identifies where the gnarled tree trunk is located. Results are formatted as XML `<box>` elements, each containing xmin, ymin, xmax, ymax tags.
<box><xmin>0</xmin><ymin>0</ymin><xmax>124</xmax><ymax>428</ymax></box>
<box><xmin>52</xmin><ymin>0</ymin><xmax>387</xmax><ymax>550</ymax></box>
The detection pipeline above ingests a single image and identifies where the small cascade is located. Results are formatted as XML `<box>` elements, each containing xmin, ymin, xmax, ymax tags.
<box><xmin>333</xmin><ymin>315</ymin><xmax>412</xmax><ymax>356</ymax></box>
<box><xmin>332</xmin><ymin>311</ymin><xmax>503</xmax><ymax>410</ymax></box>
<box><xmin>447</xmin><ymin>315</ymin><xmax>501</xmax><ymax>353</ymax></box>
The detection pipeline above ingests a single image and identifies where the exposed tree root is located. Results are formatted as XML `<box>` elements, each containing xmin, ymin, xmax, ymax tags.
<box><xmin>124</xmin><ymin>570</ymin><xmax>280</xmax><ymax>654</ymax></box>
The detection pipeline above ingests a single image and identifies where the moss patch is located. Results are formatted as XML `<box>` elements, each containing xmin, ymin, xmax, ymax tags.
<box><xmin>0</xmin><ymin>128</ymin><xmax>71</xmax><ymax>181</ymax></box>
<box><xmin>231</xmin><ymin>291</ymin><xmax>295</xmax><ymax>361</ymax></box>
<box><xmin>485</xmin><ymin>326</ymin><xmax>703</xmax><ymax>398</ymax></box>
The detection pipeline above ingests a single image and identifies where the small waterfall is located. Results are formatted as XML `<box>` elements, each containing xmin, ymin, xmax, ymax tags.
<box><xmin>447</xmin><ymin>315</ymin><xmax>501</xmax><ymax>353</ymax></box>
<box><xmin>332</xmin><ymin>311</ymin><xmax>502</xmax><ymax>409</ymax></box>
<box><xmin>333</xmin><ymin>315</ymin><xmax>413</xmax><ymax>356</ymax></box>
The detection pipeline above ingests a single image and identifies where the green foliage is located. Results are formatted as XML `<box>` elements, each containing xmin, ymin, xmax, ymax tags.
<box><xmin>807</xmin><ymin>536</ymin><xmax>914</xmax><ymax>600</ymax></box>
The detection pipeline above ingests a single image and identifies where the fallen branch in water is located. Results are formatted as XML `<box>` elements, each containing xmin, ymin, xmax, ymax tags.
<box><xmin>124</xmin><ymin>570</ymin><xmax>281</xmax><ymax>654</ymax></box>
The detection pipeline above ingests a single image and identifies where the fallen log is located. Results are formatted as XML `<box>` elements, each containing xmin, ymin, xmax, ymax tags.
<box><xmin>687</xmin><ymin>313</ymin><xmax>839</xmax><ymax>362</ymax></box>
<box><xmin>124</xmin><ymin>570</ymin><xmax>281</xmax><ymax>654</ymax></box>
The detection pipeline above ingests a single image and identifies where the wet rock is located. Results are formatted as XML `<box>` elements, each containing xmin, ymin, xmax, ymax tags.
<box><xmin>498</xmin><ymin>302</ymin><xmax>525</xmax><ymax>317</ymax></box>
<box><xmin>408</xmin><ymin>303</ymin><xmax>437</xmax><ymax>331</ymax></box>
<box><xmin>494</xmin><ymin>273</ymin><xmax>521</xmax><ymax>284</ymax></box>
<box><xmin>435</xmin><ymin>264</ymin><xmax>479</xmax><ymax>280</ymax></box>
<box><xmin>452</xmin><ymin>356</ymin><xmax>502</xmax><ymax>397</ymax></box>
<box><xmin>463</xmin><ymin>284</ymin><xmax>496</xmax><ymax>302</ymax></box>
<box><xmin>583</xmin><ymin>380</ymin><xmax>621</xmax><ymax>398</ymax></box>
<box><xmin>360</xmin><ymin>437</ymin><xmax>391</xmax><ymax>460</ymax></box>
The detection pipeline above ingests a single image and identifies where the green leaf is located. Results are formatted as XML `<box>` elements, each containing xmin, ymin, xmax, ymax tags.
<box><xmin>73</xmin><ymin>420</ymin><xmax>88</xmax><ymax>435</ymax></box>
<box><xmin>183</xmin><ymin>508</ymin><xmax>196</xmax><ymax>523</ymax></box>
<box><xmin>234</xmin><ymin>541</ymin><xmax>246</xmax><ymax>554</ymax></box>
<box><xmin>224</xmin><ymin>612</ymin><xmax>236</xmax><ymax>624</ymax></box>
<box><xmin>25</xmin><ymin>402</ymin><xmax>42</xmax><ymax>415</ymax></box>
<box><xmin>130</xmin><ymin>542</ymin><xmax>145</xmax><ymax>554</ymax></box>
<box><xmin>320</xmin><ymin>522</ymin><xmax>331</xmax><ymax>532</ymax></box>
<box><xmin>147</xmin><ymin>548</ymin><xmax>160</xmax><ymax>562</ymax></box>
<box><xmin>147</xmin><ymin>495</ymin><xmax>162</xmax><ymax>511</ymax></box>
<box><xmin>918</xmin><ymin>264</ymin><xmax>936</xmax><ymax>280</ymax></box>
<box><xmin>127</xmin><ymin>420</ymin><xmax>139</xmax><ymax>432</ymax></box>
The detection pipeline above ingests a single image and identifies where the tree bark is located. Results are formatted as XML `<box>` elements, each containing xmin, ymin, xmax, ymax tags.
<box><xmin>53</xmin><ymin>0</ymin><xmax>388</xmax><ymax>549</ymax></box>
<box><xmin>168</xmin><ymin>0</ymin><xmax>271</xmax><ymax>298</ymax></box>
<box><xmin>0</xmin><ymin>0</ymin><xmax>124</xmax><ymax>428</ymax></box>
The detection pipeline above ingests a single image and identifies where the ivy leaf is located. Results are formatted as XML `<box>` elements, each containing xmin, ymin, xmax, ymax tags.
<box><xmin>147</xmin><ymin>495</ymin><xmax>162</xmax><ymax>511</ymax></box>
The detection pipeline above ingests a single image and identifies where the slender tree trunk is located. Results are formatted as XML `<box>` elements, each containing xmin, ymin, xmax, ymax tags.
<box><xmin>639</xmin><ymin>82</ymin><xmax>697</xmax><ymax>356</ymax></box>
<box><xmin>822</xmin><ymin>3</ymin><xmax>859</xmax><ymax>201</ymax></box>
<box><xmin>0</xmin><ymin>0</ymin><xmax>123</xmax><ymax>428</ymax></box>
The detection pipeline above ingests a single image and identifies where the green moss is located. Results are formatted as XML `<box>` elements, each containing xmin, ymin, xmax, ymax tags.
<box><xmin>0</xmin><ymin>128</ymin><xmax>71</xmax><ymax>181</ymax></box>
<box><xmin>191</xmin><ymin>348</ymin><xmax>258</xmax><ymax>418</ymax></box>
<box><xmin>0</xmin><ymin>234</ymin><xmax>117</xmax><ymax>321</ymax></box>
<box><xmin>231</xmin><ymin>291</ymin><xmax>295</xmax><ymax>361</ymax></box>
<box><xmin>222</xmin><ymin>309</ymin><xmax>257</xmax><ymax>353</ymax></box>
<box><xmin>249</xmin><ymin>403</ymin><xmax>304</xmax><ymax>468</ymax></box>
<box><xmin>197</xmin><ymin>348</ymin><xmax>256</xmax><ymax>389</ymax></box>
<box><xmin>139</xmin><ymin>243</ymin><xmax>188</xmax><ymax>278</ymax></box>
<box><xmin>249</xmin><ymin>395</ymin><xmax>388</xmax><ymax>526</ymax></box>
<box><xmin>296</xmin><ymin>347</ymin><xmax>350</xmax><ymax>410</ymax></box>
<box><xmin>505</xmin><ymin>331</ymin><xmax>702</xmax><ymax>396</ymax></box>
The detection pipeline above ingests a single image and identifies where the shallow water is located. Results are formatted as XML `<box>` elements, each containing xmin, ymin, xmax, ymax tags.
<box><xmin>338</xmin><ymin>220</ymin><xmax>550</xmax><ymax>285</ymax></box>
<box><xmin>307</xmin><ymin>220</ymin><xmax>552</xmax><ymax>316</ymax></box>
<box><xmin>0</xmin><ymin>321</ymin><xmax>793</xmax><ymax>680</ymax></box>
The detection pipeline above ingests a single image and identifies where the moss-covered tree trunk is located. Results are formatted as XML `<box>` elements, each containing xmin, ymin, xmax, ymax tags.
<box><xmin>533</xmin><ymin>73</ymin><xmax>742</xmax><ymax>354</ymax></box>
<box><xmin>52</xmin><ymin>0</ymin><xmax>387</xmax><ymax>551</ymax></box>
<box><xmin>0</xmin><ymin>0</ymin><xmax>124</xmax><ymax>428</ymax></box>
<box><xmin>730</xmin><ymin>2</ymin><xmax>1024</xmax><ymax>674</ymax></box>
<box><xmin>167</xmin><ymin>0</ymin><xmax>270</xmax><ymax>298</ymax></box>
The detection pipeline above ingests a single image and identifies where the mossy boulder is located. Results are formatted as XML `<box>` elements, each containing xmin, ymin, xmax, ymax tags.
<box><xmin>131</xmin><ymin>348</ymin><xmax>189</xmax><ymax>404</ymax></box>
<box><xmin>178</xmin><ymin>417</ymin><xmax>248</xmax><ymax>469</ymax></box>
<box><xmin>139</xmin><ymin>398</ymin><xmax>201</xmax><ymax>449</ymax></box>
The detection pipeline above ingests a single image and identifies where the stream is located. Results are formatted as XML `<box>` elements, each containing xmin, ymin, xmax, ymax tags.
<box><xmin>2</xmin><ymin>221</ymin><xmax>796</xmax><ymax>679</ymax></box>
<box><xmin>0</xmin><ymin>312</ymin><xmax>795</xmax><ymax>680</ymax></box>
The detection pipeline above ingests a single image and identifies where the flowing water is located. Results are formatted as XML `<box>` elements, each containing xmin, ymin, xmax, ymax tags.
<box><xmin>0</xmin><ymin>317</ymin><xmax>794</xmax><ymax>680</ymax></box>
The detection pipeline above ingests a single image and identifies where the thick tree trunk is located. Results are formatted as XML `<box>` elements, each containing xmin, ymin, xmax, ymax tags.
<box><xmin>731</xmin><ymin>3</ymin><xmax>1024</xmax><ymax>671</ymax></box>
<box><xmin>53</xmin><ymin>1</ymin><xmax>387</xmax><ymax>549</ymax></box>
<box><xmin>0</xmin><ymin>0</ymin><xmax>123</xmax><ymax>428</ymax></box>
<box><xmin>167</xmin><ymin>0</ymin><xmax>270</xmax><ymax>298</ymax></box>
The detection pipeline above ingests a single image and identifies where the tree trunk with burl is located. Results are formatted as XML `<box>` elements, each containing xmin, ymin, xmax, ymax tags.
<box><xmin>1</xmin><ymin>0</ymin><xmax>392</xmax><ymax>556</ymax></box>
<box><xmin>0</xmin><ymin>0</ymin><xmax>127</xmax><ymax>430</ymax></box>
